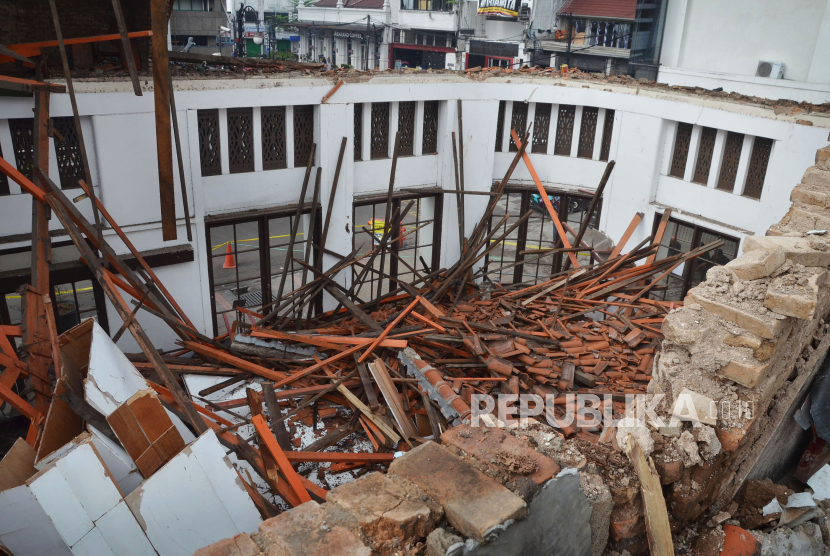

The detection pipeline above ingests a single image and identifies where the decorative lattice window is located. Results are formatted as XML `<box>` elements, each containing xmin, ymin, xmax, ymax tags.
<box><xmin>294</xmin><ymin>105</ymin><xmax>315</xmax><ymax>167</ymax></box>
<box><xmin>744</xmin><ymin>137</ymin><xmax>772</xmax><ymax>200</ymax></box>
<box><xmin>422</xmin><ymin>101</ymin><xmax>438</xmax><ymax>155</ymax></box>
<box><xmin>692</xmin><ymin>127</ymin><xmax>717</xmax><ymax>185</ymax></box>
<box><xmin>261</xmin><ymin>106</ymin><xmax>287</xmax><ymax>170</ymax></box>
<box><xmin>354</xmin><ymin>103</ymin><xmax>363</xmax><ymax>161</ymax></box>
<box><xmin>371</xmin><ymin>102</ymin><xmax>389</xmax><ymax>159</ymax></box>
<box><xmin>398</xmin><ymin>101</ymin><xmax>415</xmax><ymax>156</ymax></box>
<box><xmin>0</xmin><ymin>141</ymin><xmax>8</xmax><ymax>195</ymax></box>
<box><xmin>9</xmin><ymin>118</ymin><xmax>34</xmax><ymax>180</ymax></box>
<box><xmin>532</xmin><ymin>103</ymin><xmax>552</xmax><ymax>154</ymax></box>
<box><xmin>717</xmin><ymin>132</ymin><xmax>744</xmax><ymax>191</ymax></box>
<box><xmin>599</xmin><ymin>109</ymin><xmax>614</xmax><ymax>161</ymax></box>
<box><xmin>51</xmin><ymin>117</ymin><xmax>85</xmax><ymax>189</ymax></box>
<box><xmin>669</xmin><ymin>123</ymin><xmax>693</xmax><ymax>178</ymax></box>
<box><xmin>197</xmin><ymin>109</ymin><xmax>221</xmax><ymax>177</ymax></box>
<box><xmin>554</xmin><ymin>105</ymin><xmax>575</xmax><ymax>156</ymax></box>
<box><xmin>495</xmin><ymin>100</ymin><xmax>505</xmax><ymax>151</ymax></box>
<box><xmin>227</xmin><ymin>108</ymin><xmax>254</xmax><ymax>174</ymax></box>
<box><xmin>577</xmin><ymin>107</ymin><xmax>599</xmax><ymax>159</ymax></box>
<box><xmin>508</xmin><ymin>102</ymin><xmax>528</xmax><ymax>152</ymax></box>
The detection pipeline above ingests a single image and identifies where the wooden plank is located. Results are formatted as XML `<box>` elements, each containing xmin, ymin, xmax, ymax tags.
<box><xmin>320</xmin><ymin>79</ymin><xmax>344</xmax><ymax>103</ymax></box>
<box><xmin>181</xmin><ymin>341</ymin><xmax>288</xmax><ymax>382</ymax></box>
<box><xmin>0</xmin><ymin>31</ymin><xmax>153</xmax><ymax>63</ymax></box>
<box><xmin>646</xmin><ymin>209</ymin><xmax>672</xmax><ymax>266</ymax></box>
<box><xmin>109</xmin><ymin>0</ymin><xmax>142</xmax><ymax>96</ymax></box>
<box><xmin>252</xmin><ymin>414</ymin><xmax>312</xmax><ymax>505</ymax></box>
<box><xmin>368</xmin><ymin>359</ymin><xmax>420</xmax><ymax>443</ymax></box>
<box><xmin>271</xmin><ymin>343</ymin><xmax>364</xmax><ymax>389</ymax></box>
<box><xmin>609</xmin><ymin>212</ymin><xmax>644</xmax><ymax>259</ymax></box>
<box><xmin>510</xmin><ymin>130</ymin><xmax>580</xmax><ymax>267</ymax></box>
<box><xmin>0</xmin><ymin>438</ymin><xmax>37</xmax><ymax>491</ymax></box>
<box><xmin>564</xmin><ymin>160</ymin><xmax>615</xmax><ymax>270</ymax></box>
<box><xmin>322</xmin><ymin>367</ymin><xmax>401</xmax><ymax>443</ymax></box>
<box><xmin>150</xmin><ymin>0</ymin><xmax>176</xmax><ymax>241</ymax></box>
<box><xmin>0</xmin><ymin>74</ymin><xmax>65</xmax><ymax>94</ymax></box>
<box><xmin>358</xmin><ymin>296</ymin><xmax>421</xmax><ymax>363</ymax></box>
<box><xmin>250</xmin><ymin>328</ymin><xmax>406</xmax><ymax>349</ymax></box>
<box><xmin>262</xmin><ymin>383</ymin><xmax>293</xmax><ymax>452</ymax></box>
<box><xmin>625</xmin><ymin>434</ymin><xmax>675</xmax><ymax>556</ymax></box>
<box><xmin>282</xmin><ymin>451</ymin><xmax>396</xmax><ymax>464</ymax></box>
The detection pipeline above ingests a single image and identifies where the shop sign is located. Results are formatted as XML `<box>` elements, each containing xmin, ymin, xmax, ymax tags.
<box><xmin>476</xmin><ymin>0</ymin><xmax>518</xmax><ymax>18</ymax></box>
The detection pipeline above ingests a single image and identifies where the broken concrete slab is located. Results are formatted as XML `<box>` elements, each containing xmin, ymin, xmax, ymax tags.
<box><xmin>724</xmin><ymin>328</ymin><xmax>790</xmax><ymax>362</ymax></box>
<box><xmin>726</xmin><ymin>248</ymin><xmax>786</xmax><ymax>280</ymax></box>
<box><xmin>388</xmin><ymin>441</ymin><xmax>527</xmax><ymax>542</ymax></box>
<box><xmin>326</xmin><ymin>472</ymin><xmax>439</xmax><ymax>552</ymax></box>
<box><xmin>192</xmin><ymin>533</ymin><xmax>263</xmax><ymax>556</ymax></box>
<box><xmin>672</xmin><ymin>388</ymin><xmax>718</xmax><ymax>426</ymax></box>
<box><xmin>764</xmin><ymin>269</ymin><xmax>826</xmax><ymax>320</ymax></box>
<box><xmin>759</xmin><ymin>523</ymin><xmax>826</xmax><ymax>556</ymax></box>
<box><xmin>685</xmin><ymin>288</ymin><xmax>788</xmax><ymax>340</ymax></box>
<box><xmin>464</xmin><ymin>472</ymin><xmax>592</xmax><ymax>556</ymax></box>
<box><xmin>426</xmin><ymin>527</ymin><xmax>464</xmax><ymax>556</ymax></box>
<box><xmin>254</xmin><ymin>501</ymin><xmax>371</xmax><ymax>556</ymax></box>
<box><xmin>791</xmin><ymin>183</ymin><xmax>830</xmax><ymax>209</ymax></box>
<box><xmin>743</xmin><ymin>236</ymin><xmax>830</xmax><ymax>268</ymax></box>
<box><xmin>441</xmin><ymin>424</ymin><xmax>560</xmax><ymax>485</ymax></box>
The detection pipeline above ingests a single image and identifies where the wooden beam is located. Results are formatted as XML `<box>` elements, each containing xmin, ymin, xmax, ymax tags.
<box><xmin>358</xmin><ymin>297</ymin><xmax>421</xmax><ymax>363</ymax></box>
<box><xmin>180</xmin><ymin>341</ymin><xmax>288</xmax><ymax>382</ymax></box>
<box><xmin>0</xmin><ymin>75</ymin><xmax>65</xmax><ymax>94</ymax></box>
<box><xmin>609</xmin><ymin>212</ymin><xmax>645</xmax><ymax>259</ymax></box>
<box><xmin>0</xmin><ymin>31</ymin><xmax>153</xmax><ymax>63</ymax></box>
<box><xmin>625</xmin><ymin>434</ymin><xmax>675</xmax><ymax>556</ymax></box>
<box><xmin>109</xmin><ymin>0</ymin><xmax>142</xmax><ymax>96</ymax></box>
<box><xmin>282</xmin><ymin>451</ymin><xmax>395</xmax><ymax>464</ymax></box>
<box><xmin>563</xmin><ymin>160</ymin><xmax>615</xmax><ymax>270</ymax></box>
<box><xmin>150</xmin><ymin>0</ymin><xmax>176</xmax><ymax>241</ymax></box>
<box><xmin>252</xmin><ymin>414</ymin><xmax>312</xmax><ymax>505</ymax></box>
<box><xmin>320</xmin><ymin>80</ymin><xmax>344</xmax><ymax>103</ymax></box>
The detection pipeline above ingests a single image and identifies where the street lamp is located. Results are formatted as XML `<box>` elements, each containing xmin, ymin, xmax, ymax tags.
<box><xmin>234</xmin><ymin>3</ymin><xmax>261</xmax><ymax>58</ymax></box>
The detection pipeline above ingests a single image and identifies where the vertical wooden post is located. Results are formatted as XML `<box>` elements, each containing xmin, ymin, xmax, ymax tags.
<box><xmin>151</xmin><ymin>0</ymin><xmax>177</xmax><ymax>241</ymax></box>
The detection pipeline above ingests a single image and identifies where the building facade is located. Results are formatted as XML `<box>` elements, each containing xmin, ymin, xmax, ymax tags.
<box><xmin>0</xmin><ymin>74</ymin><xmax>827</xmax><ymax>348</ymax></box>
<box><xmin>170</xmin><ymin>0</ymin><xmax>231</xmax><ymax>55</ymax></box>
<box><xmin>656</xmin><ymin>0</ymin><xmax>830</xmax><ymax>103</ymax></box>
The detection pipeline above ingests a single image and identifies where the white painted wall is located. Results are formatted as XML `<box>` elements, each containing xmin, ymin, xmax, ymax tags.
<box><xmin>658</xmin><ymin>0</ymin><xmax>830</xmax><ymax>103</ymax></box>
<box><xmin>1</xmin><ymin>75</ymin><xmax>828</xmax><ymax>349</ymax></box>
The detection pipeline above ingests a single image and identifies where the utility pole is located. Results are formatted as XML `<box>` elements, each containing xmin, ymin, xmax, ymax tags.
<box><xmin>565</xmin><ymin>13</ymin><xmax>572</xmax><ymax>68</ymax></box>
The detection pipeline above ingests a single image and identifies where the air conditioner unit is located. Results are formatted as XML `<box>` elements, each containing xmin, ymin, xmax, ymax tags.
<box><xmin>518</xmin><ymin>3</ymin><xmax>530</xmax><ymax>20</ymax></box>
<box><xmin>756</xmin><ymin>60</ymin><xmax>785</xmax><ymax>79</ymax></box>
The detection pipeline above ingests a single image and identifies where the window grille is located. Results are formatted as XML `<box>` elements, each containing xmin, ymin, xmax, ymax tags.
<box><xmin>197</xmin><ymin>109</ymin><xmax>221</xmax><ymax>176</ymax></box>
<box><xmin>508</xmin><ymin>102</ymin><xmax>528</xmax><ymax>151</ymax></box>
<box><xmin>371</xmin><ymin>102</ymin><xmax>390</xmax><ymax>159</ymax></box>
<box><xmin>261</xmin><ymin>106</ymin><xmax>287</xmax><ymax>170</ymax></box>
<box><xmin>495</xmin><ymin>101</ymin><xmax>505</xmax><ymax>151</ymax></box>
<box><xmin>599</xmin><ymin>109</ymin><xmax>614</xmax><ymax>161</ymax></box>
<box><xmin>9</xmin><ymin>118</ymin><xmax>34</xmax><ymax>180</ymax></box>
<box><xmin>577</xmin><ymin>107</ymin><xmax>599</xmax><ymax>159</ymax></box>
<box><xmin>398</xmin><ymin>101</ymin><xmax>415</xmax><ymax>156</ymax></box>
<box><xmin>293</xmin><ymin>105</ymin><xmax>315</xmax><ymax>167</ymax></box>
<box><xmin>744</xmin><ymin>137</ymin><xmax>772</xmax><ymax>200</ymax></box>
<box><xmin>669</xmin><ymin>123</ymin><xmax>693</xmax><ymax>178</ymax></box>
<box><xmin>227</xmin><ymin>108</ymin><xmax>254</xmax><ymax>174</ymax></box>
<box><xmin>51</xmin><ymin>117</ymin><xmax>85</xmax><ymax>189</ymax></box>
<box><xmin>422</xmin><ymin>101</ymin><xmax>438</xmax><ymax>155</ymax></box>
<box><xmin>554</xmin><ymin>105</ymin><xmax>575</xmax><ymax>156</ymax></box>
<box><xmin>692</xmin><ymin>127</ymin><xmax>717</xmax><ymax>185</ymax></box>
<box><xmin>354</xmin><ymin>103</ymin><xmax>363</xmax><ymax>160</ymax></box>
<box><xmin>531</xmin><ymin>103</ymin><xmax>552</xmax><ymax>154</ymax></box>
<box><xmin>717</xmin><ymin>132</ymin><xmax>744</xmax><ymax>191</ymax></box>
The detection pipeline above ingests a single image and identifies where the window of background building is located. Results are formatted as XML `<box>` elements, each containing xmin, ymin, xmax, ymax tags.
<box><xmin>352</xmin><ymin>192</ymin><xmax>442</xmax><ymax>301</ymax></box>
<box><xmin>484</xmin><ymin>187</ymin><xmax>601</xmax><ymax>285</ymax></box>
<box><xmin>648</xmin><ymin>214</ymin><xmax>739</xmax><ymax>302</ymax></box>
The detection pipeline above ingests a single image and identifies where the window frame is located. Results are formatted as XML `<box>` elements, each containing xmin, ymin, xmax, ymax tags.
<box><xmin>204</xmin><ymin>206</ymin><xmax>321</xmax><ymax>337</ymax></box>
<box><xmin>352</xmin><ymin>190</ymin><xmax>443</xmax><ymax>300</ymax></box>
<box><xmin>648</xmin><ymin>213</ymin><xmax>740</xmax><ymax>302</ymax></box>
<box><xmin>483</xmin><ymin>185</ymin><xmax>602</xmax><ymax>285</ymax></box>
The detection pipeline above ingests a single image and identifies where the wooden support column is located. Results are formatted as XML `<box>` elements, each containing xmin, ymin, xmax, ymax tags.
<box><xmin>24</xmin><ymin>87</ymin><xmax>52</xmax><ymax>415</ymax></box>
<box><xmin>151</xmin><ymin>0</ymin><xmax>176</xmax><ymax>240</ymax></box>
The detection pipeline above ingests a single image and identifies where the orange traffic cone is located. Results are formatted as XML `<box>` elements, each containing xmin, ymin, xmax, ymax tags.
<box><xmin>222</xmin><ymin>243</ymin><xmax>236</xmax><ymax>269</ymax></box>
